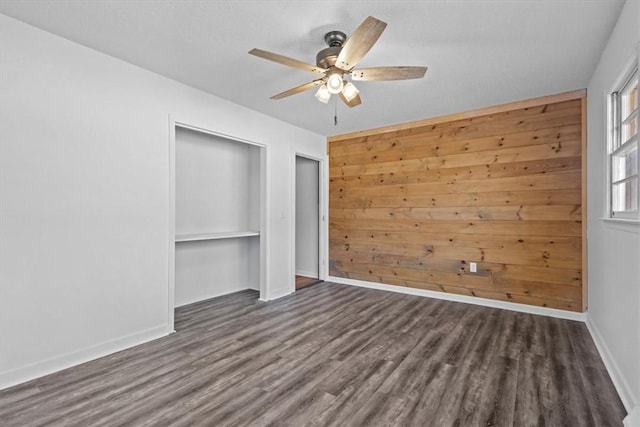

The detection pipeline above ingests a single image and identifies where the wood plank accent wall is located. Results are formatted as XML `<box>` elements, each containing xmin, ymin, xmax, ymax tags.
<box><xmin>328</xmin><ymin>90</ymin><xmax>587</xmax><ymax>312</ymax></box>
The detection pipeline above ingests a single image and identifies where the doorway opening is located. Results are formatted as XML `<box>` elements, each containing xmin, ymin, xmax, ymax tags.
<box><xmin>294</xmin><ymin>155</ymin><xmax>322</xmax><ymax>290</ymax></box>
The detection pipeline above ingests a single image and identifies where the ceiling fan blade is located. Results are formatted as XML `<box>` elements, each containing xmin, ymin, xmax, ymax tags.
<box><xmin>270</xmin><ymin>80</ymin><xmax>324</xmax><ymax>100</ymax></box>
<box><xmin>351</xmin><ymin>66</ymin><xmax>428</xmax><ymax>81</ymax></box>
<box><xmin>336</xmin><ymin>16</ymin><xmax>387</xmax><ymax>71</ymax></box>
<box><xmin>249</xmin><ymin>48</ymin><xmax>326</xmax><ymax>75</ymax></box>
<box><xmin>339</xmin><ymin>92</ymin><xmax>362</xmax><ymax>108</ymax></box>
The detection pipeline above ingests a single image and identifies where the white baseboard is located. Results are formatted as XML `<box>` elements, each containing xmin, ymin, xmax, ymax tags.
<box><xmin>624</xmin><ymin>405</ymin><xmax>640</xmax><ymax>427</ymax></box>
<box><xmin>586</xmin><ymin>315</ymin><xmax>639</xmax><ymax>415</ymax></box>
<box><xmin>0</xmin><ymin>324</ymin><xmax>170</xmax><ymax>390</ymax></box>
<box><xmin>174</xmin><ymin>284</ymin><xmax>254</xmax><ymax>308</ymax></box>
<box><xmin>264</xmin><ymin>287</ymin><xmax>294</xmax><ymax>301</ymax></box>
<box><xmin>327</xmin><ymin>276</ymin><xmax>587</xmax><ymax>322</ymax></box>
<box><xmin>295</xmin><ymin>269</ymin><xmax>319</xmax><ymax>279</ymax></box>
<box><xmin>175</xmin><ymin>283</ymin><xmax>260</xmax><ymax>308</ymax></box>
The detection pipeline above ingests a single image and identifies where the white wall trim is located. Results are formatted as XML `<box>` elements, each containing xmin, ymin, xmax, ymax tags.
<box><xmin>174</xmin><ymin>286</ymin><xmax>253</xmax><ymax>308</ymax></box>
<box><xmin>265</xmin><ymin>287</ymin><xmax>294</xmax><ymax>301</ymax></box>
<box><xmin>600</xmin><ymin>218</ymin><xmax>640</xmax><ymax>234</ymax></box>
<box><xmin>328</xmin><ymin>276</ymin><xmax>587</xmax><ymax>322</ymax></box>
<box><xmin>624</xmin><ymin>406</ymin><xmax>640</xmax><ymax>427</ymax></box>
<box><xmin>260</xmin><ymin>145</ymin><xmax>270</xmax><ymax>301</ymax></box>
<box><xmin>586</xmin><ymin>314</ymin><xmax>639</xmax><ymax>414</ymax></box>
<box><xmin>0</xmin><ymin>324</ymin><xmax>170</xmax><ymax>390</ymax></box>
<box><xmin>167</xmin><ymin>116</ymin><xmax>176</xmax><ymax>331</ymax></box>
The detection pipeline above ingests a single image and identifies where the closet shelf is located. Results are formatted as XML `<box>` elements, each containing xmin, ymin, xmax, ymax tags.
<box><xmin>175</xmin><ymin>231</ymin><xmax>260</xmax><ymax>243</ymax></box>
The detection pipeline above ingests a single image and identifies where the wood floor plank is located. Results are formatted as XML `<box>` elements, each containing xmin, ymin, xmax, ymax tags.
<box><xmin>296</xmin><ymin>275</ymin><xmax>323</xmax><ymax>290</ymax></box>
<box><xmin>0</xmin><ymin>282</ymin><xmax>626</xmax><ymax>426</ymax></box>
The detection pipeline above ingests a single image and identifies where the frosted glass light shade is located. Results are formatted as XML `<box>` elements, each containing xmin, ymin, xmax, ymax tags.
<box><xmin>326</xmin><ymin>72</ymin><xmax>344</xmax><ymax>94</ymax></box>
<box><xmin>315</xmin><ymin>85</ymin><xmax>331</xmax><ymax>103</ymax></box>
<box><xmin>341</xmin><ymin>82</ymin><xmax>359</xmax><ymax>102</ymax></box>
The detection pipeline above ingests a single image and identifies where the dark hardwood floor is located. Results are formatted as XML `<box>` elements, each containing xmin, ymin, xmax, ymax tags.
<box><xmin>295</xmin><ymin>275</ymin><xmax>323</xmax><ymax>290</ymax></box>
<box><xmin>0</xmin><ymin>282</ymin><xmax>626</xmax><ymax>426</ymax></box>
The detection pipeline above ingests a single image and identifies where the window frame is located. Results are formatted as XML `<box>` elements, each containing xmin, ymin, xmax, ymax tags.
<box><xmin>608</xmin><ymin>65</ymin><xmax>639</xmax><ymax>221</ymax></box>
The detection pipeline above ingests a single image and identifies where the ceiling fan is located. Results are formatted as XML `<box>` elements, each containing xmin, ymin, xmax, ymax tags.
<box><xmin>249</xmin><ymin>16</ymin><xmax>427</xmax><ymax>108</ymax></box>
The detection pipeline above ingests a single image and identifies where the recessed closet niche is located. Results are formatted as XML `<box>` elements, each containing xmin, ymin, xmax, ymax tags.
<box><xmin>174</xmin><ymin>126</ymin><xmax>263</xmax><ymax>307</ymax></box>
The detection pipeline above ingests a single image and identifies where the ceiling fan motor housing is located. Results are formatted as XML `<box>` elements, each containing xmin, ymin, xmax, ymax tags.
<box><xmin>316</xmin><ymin>30</ymin><xmax>347</xmax><ymax>69</ymax></box>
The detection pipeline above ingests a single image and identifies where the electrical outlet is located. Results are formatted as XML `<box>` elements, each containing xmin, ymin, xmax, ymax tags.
<box><xmin>470</xmin><ymin>262</ymin><xmax>477</xmax><ymax>273</ymax></box>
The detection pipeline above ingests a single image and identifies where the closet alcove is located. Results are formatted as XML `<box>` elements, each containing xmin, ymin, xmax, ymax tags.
<box><xmin>169</xmin><ymin>122</ymin><xmax>266</xmax><ymax>325</ymax></box>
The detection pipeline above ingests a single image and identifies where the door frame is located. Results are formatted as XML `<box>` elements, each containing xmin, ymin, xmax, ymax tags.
<box><xmin>289</xmin><ymin>151</ymin><xmax>327</xmax><ymax>294</ymax></box>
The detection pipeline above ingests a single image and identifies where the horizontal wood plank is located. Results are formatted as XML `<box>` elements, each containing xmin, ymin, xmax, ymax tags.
<box><xmin>329</xmin><ymin>188</ymin><xmax>582</xmax><ymax>209</ymax></box>
<box><xmin>331</xmin><ymin>219</ymin><xmax>582</xmax><ymax>237</ymax></box>
<box><xmin>330</xmin><ymin>229</ymin><xmax>582</xmax><ymax>252</ymax></box>
<box><xmin>331</xmin><ymin>156</ymin><xmax>582</xmax><ymax>187</ymax></box>
<box><xmin>330</xmin><ymin>123</ymin><xmax>582</xmax><ymax>164</ymax></box>
<box><xmin>330</xmin><ymin>205</ymin><xmax>581</xmax><ymax>222</ymax></box>
<box><xmin>331</xmin><ymin>139</ymin><xmax>581</xmax><ymax>177</ymax></box>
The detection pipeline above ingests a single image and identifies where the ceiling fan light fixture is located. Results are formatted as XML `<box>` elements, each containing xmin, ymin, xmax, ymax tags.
<box><xmin>249</xmin><ymin>16</ymin><xmax>427</xmax><ymax>109</ymax></box>
<box><xmin>341</xmin><ymin>82</ymin><xmax>360</xmax><ymax>102</ymax></box>
<box><xmin>315</xmin><ymin>85</ymin><xmax>331</xmax><ymax>103</ymax></box>
<box><xmin>326</xmin><ymin>71</ymin><xmax>344</xmax><ymax>94</ymax></box>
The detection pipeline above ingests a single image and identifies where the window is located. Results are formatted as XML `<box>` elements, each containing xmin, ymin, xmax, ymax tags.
<box><xmin>609</xmin><ymin>67</ymin><xmax>639</xmax><ymax>219</ymax></box>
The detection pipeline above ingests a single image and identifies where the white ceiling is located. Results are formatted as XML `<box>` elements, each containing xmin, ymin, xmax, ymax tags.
<box><xmin>0</xmin><ymin>1</ymin><xmax>624</xmax><ymax>137</ymax></box>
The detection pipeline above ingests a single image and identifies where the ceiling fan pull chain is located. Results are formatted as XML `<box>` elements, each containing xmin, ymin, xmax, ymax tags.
<box><xmin>334</xmin><ymin>96</ymin><xmax>338</xmax><ymax>126</ymax></box>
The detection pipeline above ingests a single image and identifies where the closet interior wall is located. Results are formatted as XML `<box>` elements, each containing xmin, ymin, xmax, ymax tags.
<box><xmin>174</xmin><ymin>127</ymin><xmax>261</xmax><ymax>307</ymax></box>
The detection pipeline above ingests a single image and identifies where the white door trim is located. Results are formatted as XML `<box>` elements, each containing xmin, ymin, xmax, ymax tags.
<box><xmin>168</xmin><ymin>115</ymin><xmax>268</xmax><ymax>330</ymax></box>
<box><xmin>290</xmin><ymin>150</ymin><xmax>328</xmax><ymax>294</ymax></box>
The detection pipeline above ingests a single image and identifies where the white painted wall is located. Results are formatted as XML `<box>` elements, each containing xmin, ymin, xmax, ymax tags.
<box><xmin>0</xmin><ymin>14</ymin><xmax>325</xmax><ymax>389</ymax></box>
<box><xmin>175</xmin><ymin>127</ymin><xmax>257</xmax><ymax>235</ymax></box>
<box><xmin>175</xmin><ymin>238</ymin><xmax>258</xmax><ymax>306</ymax></box>
<box><xmin>585</xmin><ymin>1</ymin><xmax>640</xmax><ymax>424</ymax></box>
<box><xmin>295</xmin><ymin>156</ymin><xmax>320</xmax><ymax>278</ymax></box>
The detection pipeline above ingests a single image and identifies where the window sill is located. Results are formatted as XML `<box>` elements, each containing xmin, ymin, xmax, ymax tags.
<box><xmin>600</xmin><ymin>217</ymin><xmax>640</xmax><ymax>234</ymax></box>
